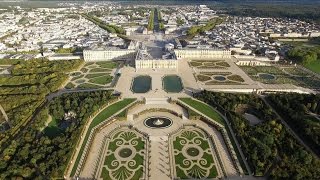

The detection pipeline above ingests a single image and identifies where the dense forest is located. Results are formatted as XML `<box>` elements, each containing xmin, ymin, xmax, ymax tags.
<box><xmin>215</xmin><ymin>4</ymin><xmax>320</xmax><ymax>24</ymax></box>
<box><xmin>267</xmin><ymin>93</ymin><xmax>320</xmax><ymax>155</ymax></box>
<box><xmin>287</xmin><ymin>45</ymin><xmax>320</xmax><ymax>65</ymax></box>
<box><xmin>0</xmin><ymin>91</ymin><xmax>113</xmax><ymax>179</ymax></box>
<box><xmin>195</xmin><ymin>91</ymin><xmax>320</xmax><ymax>179</ymax></box>
<box><xmin>0</xmin><ymin>59</ymin><xmax>83</xmax><ymax>147</ymax></box>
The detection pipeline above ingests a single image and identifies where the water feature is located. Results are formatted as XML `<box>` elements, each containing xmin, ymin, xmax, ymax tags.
<box><xmin>258</xmin><ymin>73</ymin><xmax>276</xmax><ymax>80</ymax></box>
<box><xmin>144</xmin><ymin>116</ymin><xmax>173</xmax><ymax>128</ymax></box>
<box><xmin>131</xmin><ymin>75</ymin><xmax>152</xmax><ymax>93</ymax></box>
<box><xmin>214</xmin><ymin>76</ymin><xmax>226</xmax><ymax>81</ymax></box>
<box><xmin>119</xmin><ymin>148</ymin><xmax>133</xmax><ymax>158</ymax></box>
<box><xmin>162</xmin><ymin>75</ymin><xmax>183</xmax><ymax>93</ymax></box>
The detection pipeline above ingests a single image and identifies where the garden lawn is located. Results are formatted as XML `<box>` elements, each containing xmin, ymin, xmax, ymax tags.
<box><xmin>304</xmin><ymin>60</ymin><xmax>320</xmax><ymax>74</ymax></box>
<box><xmin>96</xmin><ymin>62</ymin><xmax>117</xmax><ymax>69</ymax></box>
<box><xmin>179</xmin><ymin>98</ymin><xmax>225</xmax><ymax>126</ymax></box>
<box><xmin>85</xmin><ymin>73</ymin><xmax>109</xmax><ymax>79</ymax></box>
<box><xmin>70</xmin><ymin>98</ymin><xmax>136</xmax><ymax>176</ymax></box>
<box><xmin>88</xmin><ymin>75</ymin><xmax>113</xmax><ymax>85</ymax></box>
<box><xmin>77</xmin><ymin>83</ymin><xmax>102</xmax><ymax>89</ymax></box>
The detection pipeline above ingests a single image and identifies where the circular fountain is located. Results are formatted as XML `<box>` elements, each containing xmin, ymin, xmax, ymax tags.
<box><xmin>144</xmin><ymin>116</ymin><xmax>173</xmax><ymax>128</ymax></box>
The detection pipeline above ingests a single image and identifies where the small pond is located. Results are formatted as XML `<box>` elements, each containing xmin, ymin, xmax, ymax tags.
<box><xmin>214</xmin><ymin>76</ymin><xmax>226</xmax><ymax>81</ymax></box>
<box><xmin>131</xmin><ymin>75</ymin><xmax>152</xmax><ymax>93</ymax></box>
<box><xmin>162</xmin><ymin>75</ymin><xmax>183</xmax><ymax>93</ymax></box>
<box><xmin>258</xmin><ymin>73</ymin><xmax>276</xmax><ymax>80</ymax></box>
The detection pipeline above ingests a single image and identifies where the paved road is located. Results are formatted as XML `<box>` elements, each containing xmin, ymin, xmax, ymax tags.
<box><xmin>260</xmin><ymin>96</ymin><xmax>319</xmax><ymax>158</ymax></box>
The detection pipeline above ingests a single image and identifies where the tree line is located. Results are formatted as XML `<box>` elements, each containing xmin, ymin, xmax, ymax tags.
<box><xmin>81</xmin><ymin>13</ymin><xmax>126</xmax><ymax>35</ymax></box>
<box><xmin>186</xmin><ymin>17</ymin><xmax>224</xmax><ymax>38</ymax></box>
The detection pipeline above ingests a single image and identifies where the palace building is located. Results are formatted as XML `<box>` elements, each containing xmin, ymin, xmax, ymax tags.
<box><xmin>135</xmin><ymin>48</ymin><xmax>178</xmax><ymax>70</ymax></box>
<box><xmin>174</xmin><ymin>48</ymin><xmax>231</xmax><ymax>60</ymax></box>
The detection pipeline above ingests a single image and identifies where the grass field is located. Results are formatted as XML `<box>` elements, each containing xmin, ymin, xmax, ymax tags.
<box><xmin>85</xmin><ymin>73</ymin><xmax>109</xmax><ymax>79</ymax></box>
<box><xmin>70</xmin><ymin>98</ymin><xmax>136</xmax><ymax>176</ymax></box>
<box><xmin>304</xmin><ymin>60</ymin><xmax>320</xmax><ymax>74</ymax></box>
<box><xmin>88</xmin><ymin>75</ymin><xmax>113</xmax><ymax>85</ymax></box>
<box><xmin>96</xmin><ymin>61</ymin><xmax>118</xmax><ymax>69</ymax></box>
<box><xmin>179</xmin><ymin>98</ymin><xmax>225</xmax><ymax>126</ymax></box>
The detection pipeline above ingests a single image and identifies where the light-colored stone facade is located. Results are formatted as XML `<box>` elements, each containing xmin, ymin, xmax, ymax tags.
<box><xmin>135</xmin><ymin>59</ymin><xmax>178</xmax><ymax>69</ymax></box>
<box><xmin>83</xmin><ymin>49</ymin><xmax>136</xmax><ymax>61</ymax></box>
<box><xmin>174</xmin><ymin>49</ymin><xmax>231</xmax><ymax>59</ymax></box>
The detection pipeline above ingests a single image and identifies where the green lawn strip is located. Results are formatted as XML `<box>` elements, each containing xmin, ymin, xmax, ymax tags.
<box><xmin>179</xmin><ymin>98</ymin><xmax>225</xmax><ymax>126</ymax></box>
<box><xmin>84</xmin><ymin>62</ymin><xmax>95</xmax><ymax>67</ymax></box>
<box><xmin>96</xmin><ymin>62</ymin><xmax>118</xmax><ymax>69</ymax></box>
<box><xmin>77</xmin><ymin>83</ymin><xmax>103</xmax><ymax>89</ymax></box>
<box><xmin>70</xmin><ymin>98</ymin><xmax>136</xmax><ymax>176</ymax></box>
<box><xmin>304</xmin><ymin>60</ymin><xmax>320</xmax><ymax>74</ymax></box>
<box><xmin>71</xmin><ymin>74</ymin><xmax>84</xmax><ymax>81</ymax></box>
<box><xmin>88</xmin><ymin>75</ymin><xmax>113</xmax><ymax>85</ymax></box>
<box><xmin>90</xmin><ymin>68</ymin><xmax>112</xmax><ymax>73</ymax></box>
<box><xmin>85</xmin><ymin>73</ymin><xmax>109</xmax><ymax>79</ymax></box>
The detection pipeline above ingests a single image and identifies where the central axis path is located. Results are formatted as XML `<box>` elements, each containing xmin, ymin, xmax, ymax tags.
<box><xmin>149</xmin><ymin>136</ymin><xmax>171</xmax><ymax>180</ymax></box>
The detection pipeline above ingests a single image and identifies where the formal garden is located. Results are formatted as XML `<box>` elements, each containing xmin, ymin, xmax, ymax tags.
<box><xmin>195</xmin><ymin>72</ymin><xmax>246</xmax><ymax>85</ymax></box>
<box><xmin>171</xmin><ymin>127</ymin><xmax>218</xmax><ymax>179</ymax></box>
<box><xmin>100</xmin><ymin>128</ymin><xmax>146</xmax><ymax>180</ymax></box>
<box><xmin>70</xmin><ymin>98</ymin><xmax>136</xmax><ymax>176</ymax></box>
<box><xmin>241</xmin><ymin>66</ymin><xmax>320</xmax><ymax>89</ymax></box>
<box><xmin>66</xmin><ymin>61</ymin><xmax>120</xmax><ymax>89</ymax></box>
<box><xmin>189</xmin><ymin>60</ymin><xmax>230</xmax><ymax>69</ymax></box>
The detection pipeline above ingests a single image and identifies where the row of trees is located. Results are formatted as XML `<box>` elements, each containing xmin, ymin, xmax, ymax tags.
<box><xmin>0</xmin><ymin>91</ymin><xmax>113</xmax><ymax>179</ymax></box>
<box><xmin>195</xmin><ymin>91</ymin><xmax>320</xmax><ymax>179</ymax></box>
<box><xmin>147</xmin><ymin>9</ymin><xmax>154</xmax><ymax>31</ymax></box>
<box><xmin>54</xmin><ymin>47</ymin><xmax>83</xmax><ymax>54</ymax></box>
<box><xmin>267</xmin><ymin>93</ymin><xmax>320</xmax><ymax>155</ymax></box>
<box><xmin>81</xmin><ymin>13</ymin><xmax>126</xmax><ymax>35</ymax></box>
<box><xmin>186</xmin><ymin>17</ymin><xmax>224</xmax><ymax>38</ymax></box>
<box><xmin>158</xmin><ymin>10</ymin><xmax>165</xmax><ymax>31</ymax></box>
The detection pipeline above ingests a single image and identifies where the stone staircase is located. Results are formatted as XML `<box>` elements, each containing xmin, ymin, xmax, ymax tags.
<box><xmin>145</xmin><ymin>97</ymin><xmax>169</xmax><ymax>105</ymax></box>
